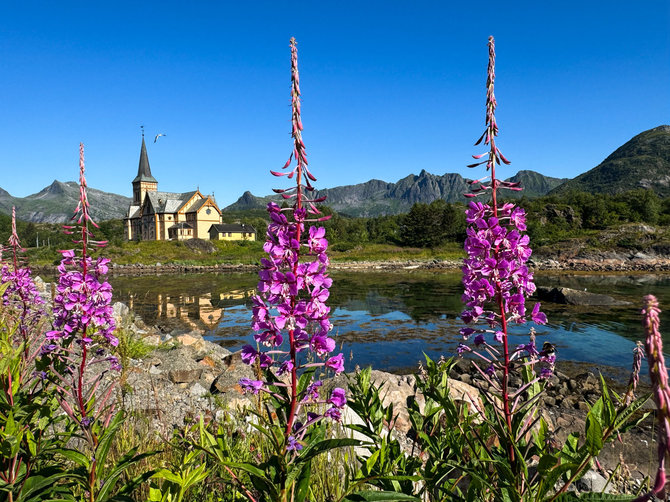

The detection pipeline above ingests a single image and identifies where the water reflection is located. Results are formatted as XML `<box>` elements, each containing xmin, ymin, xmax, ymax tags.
<box><xmin>108</xmin><ymin>270</ymin><xmax>670</xmax><ymax>375</ymax></box>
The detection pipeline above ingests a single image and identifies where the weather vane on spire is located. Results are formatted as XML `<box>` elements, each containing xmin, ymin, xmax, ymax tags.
<box><xmin>141</xmin><ymin>125</ymin><xmax>145</xmax><ymax>139</ymax></box>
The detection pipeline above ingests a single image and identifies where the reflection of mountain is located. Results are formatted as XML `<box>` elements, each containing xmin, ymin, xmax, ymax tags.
<box><xmin>331</xmin><ymin>273</ymin><xmax>464</xmax><ymax>322</ymax></box>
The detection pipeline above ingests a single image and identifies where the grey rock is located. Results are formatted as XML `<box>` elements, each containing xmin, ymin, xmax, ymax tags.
<box><xmin>113</xmin><ymin>302</ymin><xmax>131</xmax><ymax>320</ymax></box>
<box><xmin>536</xmin><ymin>286</ymin><xmax>630</xmax><ymax>306</ymax></box>
<box><xmin>190</xmin><ymin>383</ymin><xmax>209</xmax><ymax>398</ymax></box>
<box><xmin>575</xmin><ymin>469</ymin><xmax>612</xmax><ymax>494</ymax></box>
<box><xmin>168</xmin><ymin>368</ymin><xmax>203</xmax><ymax>384</ymax></box>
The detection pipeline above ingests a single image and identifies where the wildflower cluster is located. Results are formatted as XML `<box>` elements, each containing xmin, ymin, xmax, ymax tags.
<box><xmin>46</xmin><ymin>251</ymin><xmax>116</xmax><ymax>350</ymax></box>
<box><xmin>460</xmin><ymin>36</ymin><xmax>548</xmax><ymax>368</ymax></box>
<box><xmin>457</xmin><ymin>37</ymin><xmax>553</xmax><ymax>476</ymax></box>
<box><xmin>240</xmin><ymin>38</ymin><xmax>345</xmax><ymax>451</ymax></box>
<box><xmin>460</xmin><ymin>201</ymin><xmax>551</xmax><ymax>374</ymax></box>
<box><xmin>638</xmin><ymin>295</ymin><xmax>670</xmax><ymax>500</ymax></box>
<box><xmin>43</xmin><ymin>144</ymin><xmax>119</xmax><ymax>432</ymax></box>
<box><xmin>0</xmin><ymin>207</ymin><xmax>46</xmax><ymax>346</ymax></box>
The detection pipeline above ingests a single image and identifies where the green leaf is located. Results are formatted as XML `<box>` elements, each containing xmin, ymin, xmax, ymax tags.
<box><xmin>97</xmin><ymin>449</ymin><xmax>155</xmax><ymax>501</ymax></box>
<box><xmin>293</xmin><ymin>460</ymin><xmax>311</xmax><ymax>502</ymax></box>
<box><xmin>15</xmin><ymin>469</ymin><xmax>76</xmax><ymax>502</ymax></box>
<box><xmin>585</xmin><ymin>415</ymin><xmax>604</xmax><ymax>455</ymax></box>
<box><xmin>152</xmin><ymin>468</ymin><xmax>183</xmax><ymax>485</ymax></box>
<box><xmin>57</xmin><ymin>448</ymin><xmax>91</xmax><ymax>469</ymax></box>
<box><xmin>299</xmin><ymin>438</ymin><xmax>360</xmax><ymax>463</ymax></box>
<box><xmin>537</xmin><ymin>453</ymin><xmax>558</xmax><ymax>474</ymax></box>
<box><xmin>344</xmin><ymin>491</ymin><xmax>421</xmax><ymax>501</ymax></box>
<box><xmin>613</xmin><ymin>393</ymin><xmax>651</xmax><ymax>432</ymax></box>
<box><xmin>95</xmin><ymin>411</ymin><xmax>126</xmax><ymax>480</ymax></box>
<box><xmin>223</xmin><ymin>461</ymin><xmax>268</xmax><ymax>480</ymax></box>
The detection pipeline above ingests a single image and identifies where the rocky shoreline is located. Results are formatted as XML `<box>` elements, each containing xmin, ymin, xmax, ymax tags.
<box><xmin>109</xmin><ymin>304</ymin><xmax>656</xmax><ymax>495</ymax></box>
<box><xmin>65</xmin><ymin>250</ymin><xmax>670</xmax><ymax>275</ymax></box>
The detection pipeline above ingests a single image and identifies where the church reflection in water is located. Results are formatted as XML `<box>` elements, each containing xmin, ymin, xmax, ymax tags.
<box><xmin>125</xmin><ymin>288</ymin><xmax>256</xmax><ymax>331</ymax></box>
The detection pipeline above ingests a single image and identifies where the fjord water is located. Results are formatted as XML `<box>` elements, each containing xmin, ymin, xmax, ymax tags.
<box><xmin>109</xmin><ymin>271</ymin><xmax>670</xmax><ymax>378</ymax></box>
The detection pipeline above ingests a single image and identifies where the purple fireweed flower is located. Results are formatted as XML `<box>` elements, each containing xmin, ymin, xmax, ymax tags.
<box><xmin>238</xmin><ymin>38</ymin><xmax>344</xmax><ymax>447</ymax></box>
<box><xmin>530</xmin><ymin>302</ymin><xmax>547</xmax><ymax>325</ymax></box>
<box><xmin>302</xmin><ymin>380</ymin><xmax>323</xmax><ymax>403</ymax></box>
<box><xmin>328</xmin><ymin>388</ymin><xmax>347</xmax><ymax>408</ymax></box>
<box><xmin>460</xmin><ymin>327</ymin><xmax>476</xmax><ymax>338</ymax></box>
<box><xmin>325</xmin><ymin>353</ymin><xmax>345</xmax><ymax>374</ymax></box>
<box><xmin>241</xmin><ymin>345</ymin><xmax>273</xmax><ymax>367</ymax></box>
<box><xmin>458</xmin><ymin>39</ymin><xmax>553</xmax><ymax>465</ymax></box>
<box><xmin>625</xmin><ymin>341</ymin><xmax>645</xmax><ymax>405</ymax></box>
<box><xmin>460</xmin><ymin>39</ymin><xmax>546</xmax><ymax>351</ymax></box>
<box><xmin>308</xmin><ymin>226</ymin><xmax>328</xmax><ymax>254</ymax></box>
<box><xmin>639</xmin><ymin>295</ymin><xmax>670</xmax><ymax>500</ymax></box>
<box><xmin>239</xmin><ymin>378</ymin><xmax>264</xmax><ymax>395</ymax></box>
<box><xmin>324</xmin><ymin>407</ymin><xmax>342</xmax><ymax>422</ymax></box>
<box><xmin>287</xmin><ymin>436</ymin><xmax>303</xmax><ymax>452</ymax></box>
<box><xmin>45</xmin><ymin>143</ymin><xmax>121</xmax><ymax>464</ymax></box>
<box><xmin>277</xmin><ymin>360</ymin><xmax>294</xmax><ymax>376</ymax></box>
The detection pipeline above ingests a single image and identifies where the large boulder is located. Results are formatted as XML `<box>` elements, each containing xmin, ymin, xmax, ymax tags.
<box><xmin>536</xmin><ymin>286</ymin><xmax>629</xmax><ymax>306</ymax></box>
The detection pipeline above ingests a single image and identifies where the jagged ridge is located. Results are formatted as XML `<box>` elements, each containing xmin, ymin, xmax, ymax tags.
<box><xmin>225</xmin><ymin>169</ymin><xmax>568</xmax><ymax>217</ymax></box>
<box><xmin>0</xmin><ymin>181</ymin><xmax>132</xmax><ymax>223</ymax></box>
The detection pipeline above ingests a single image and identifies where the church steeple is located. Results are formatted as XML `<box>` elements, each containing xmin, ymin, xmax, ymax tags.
<box><xmin>132</xmin><ymin>131</ymin><xmax>158</xmax><ymax>205</ymax></box>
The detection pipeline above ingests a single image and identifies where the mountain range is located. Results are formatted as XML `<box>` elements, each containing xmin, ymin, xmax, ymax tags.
<box><xmin>225</xmin><ymin>170</ymin><xmax>568</xmax><ymax>217</ymax></box>
<box><xmin>0</xmin><ymin>181</ymin><xmax>131</xmax><ymax>224</ymax></box>
<box><xmin>550</xmin><ymin>125</ymin><xmax>670</xmax><ymax>196</ymax></box>
<box><xmin>1</xmin><ymin>125</ymin><xmax>668</xmax><ymax>222</ymax></box>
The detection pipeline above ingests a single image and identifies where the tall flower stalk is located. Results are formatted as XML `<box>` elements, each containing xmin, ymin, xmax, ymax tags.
<box><xmin>43</xmin><ymin>144</ymin><xmax>119</xmax><ymax>502</ymax></box>
<box><xmin>240</xmin><ymin>36</ymin><xmax>344</xmax><ymax>451</ymax></box>
<box><xmin>635</xmin><ymin>295</ymin><xmax>670</xmax><ymax>501</ymax></box>
<box><xmin>460</xmin><ymin>36</ymin><xmax>549</xmax><ymax>471</ymax></box>
<box><xmin>228</xmin><ymin>38</ymin><xmax>352</xmax><ymax>502</ymax></box>
<box><xmin>1</xmin><ymin>207</ymin><xmax>46</xmax><ymax>358</ymax></box>
<box><xmin>0</xmin><ymin>209</ymin><xmax>49</xmax><ymax>502</ymax></box>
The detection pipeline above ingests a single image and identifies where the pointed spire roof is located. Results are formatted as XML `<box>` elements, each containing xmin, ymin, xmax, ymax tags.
<box><xmin>132</xmin><ymin>137</ymin><xmax>157</xmax><ymax>183</ymax></box>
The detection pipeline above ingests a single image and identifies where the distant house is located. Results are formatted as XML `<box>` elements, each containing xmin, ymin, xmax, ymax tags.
<box><xmin>209</xmin><ymin>223</ymin><xmax>256</xmax><ymax>241</ymax></box>
<box><xmin>124</xmin><ymin>137</ymin><xmax>222</xmax><ymax>241</ymax></box>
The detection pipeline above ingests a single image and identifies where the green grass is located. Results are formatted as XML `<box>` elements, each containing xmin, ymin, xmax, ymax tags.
<box><xmin>23</xmin><ymin>239</ymin><xmax>466</xmax><ymax>268</ymax></box>
<box><xmin>328</xmin><ymin>242</ymin><xmax>464</xmax><ymax>262</ymax></box>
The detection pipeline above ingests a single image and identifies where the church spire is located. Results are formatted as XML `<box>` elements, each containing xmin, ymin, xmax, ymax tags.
<box><xmin>132</xmin><ymin>136</ymin><xmax>157</xmax><ymax>183</ymax></box>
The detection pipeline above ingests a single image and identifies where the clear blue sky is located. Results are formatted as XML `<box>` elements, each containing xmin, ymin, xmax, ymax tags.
<box><xmin>0</xmin><ymin>1</ymin><xmax>668</xmax><ymax>208</ymax></box>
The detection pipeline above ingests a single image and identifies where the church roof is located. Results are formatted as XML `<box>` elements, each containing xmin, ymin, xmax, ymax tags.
<box><xmin>132</xmin><ymin>137</ymin><xmax>158</xmax><ymax>184</ymax></box>
<box><xmin>126</xmin><ymin>204</ymin><xmax>141</xmax><ymax>219</ymax></box>
<box><xmin>210</xmin><ymin>223</ymin><xmax>257</xmax><ymax>233</ymax></box>
<box><xmin>145</xmin><ymin>191</ymin><xmax>186</xmax><ymax>213</ymax></box>
<box><xmin>185</xmin><ymin>198</ymin><xmax>209</xmax><ymax>213</ymax></box>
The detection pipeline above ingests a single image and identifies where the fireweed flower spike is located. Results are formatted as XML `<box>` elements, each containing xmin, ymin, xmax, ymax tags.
<box><xmin>460</xmin><ymin>36</ymin><xmax>549</xmax><ymax>464</ymax></box>
<box><xmin>0</xmin><ymin>206</ymin><xmax>46</xmax><ymax>367</ymax></box>
<box><xmin>634</xmin><ymin>295</ymin><xmax>670</xmax><ymax>501</ymax></box>
<box><xmin>240</xmin><ymin>38</ymin><xmax>343</xmax><ymax>448</ymax></box>
<box><xmin>45</xmin><ymin>143</ymin><xmax>118</xmax><ymax>437</ymax></box>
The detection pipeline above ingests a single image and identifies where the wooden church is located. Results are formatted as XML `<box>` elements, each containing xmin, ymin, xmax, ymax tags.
<box><xmin>124</xmin><ymin>137</ymin><xmax>222</xmax><ymax>241</ymax></box>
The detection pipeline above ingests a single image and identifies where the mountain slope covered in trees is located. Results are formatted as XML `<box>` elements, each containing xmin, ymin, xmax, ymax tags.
<box><xmin>550</xmin><ymin>125</ymin><xmax>670</xmax><ymax>196</ymax></box>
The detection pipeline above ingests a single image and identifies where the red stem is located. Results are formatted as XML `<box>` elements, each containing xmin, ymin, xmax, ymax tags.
<box><xmin>489</xmin><ymin>119</ymin><xmax>514</xmax><ymax>466</ymax></box>
<box><xmin>285</xmin><ymin>37</ymin><xmax>304</xmax><ymax>439</ymax></box>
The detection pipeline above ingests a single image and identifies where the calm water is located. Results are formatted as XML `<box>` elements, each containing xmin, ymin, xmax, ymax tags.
<box><xmin>107</xmin><ymin>271</ymin><xmax>670</xmax><ymax>378</ymax></box>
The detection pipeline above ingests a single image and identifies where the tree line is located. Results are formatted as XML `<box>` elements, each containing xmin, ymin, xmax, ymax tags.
<box><xmin>0</xmin><ymin>188</ymin><xmax>668</xmax><ymax>252</ymax></box>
